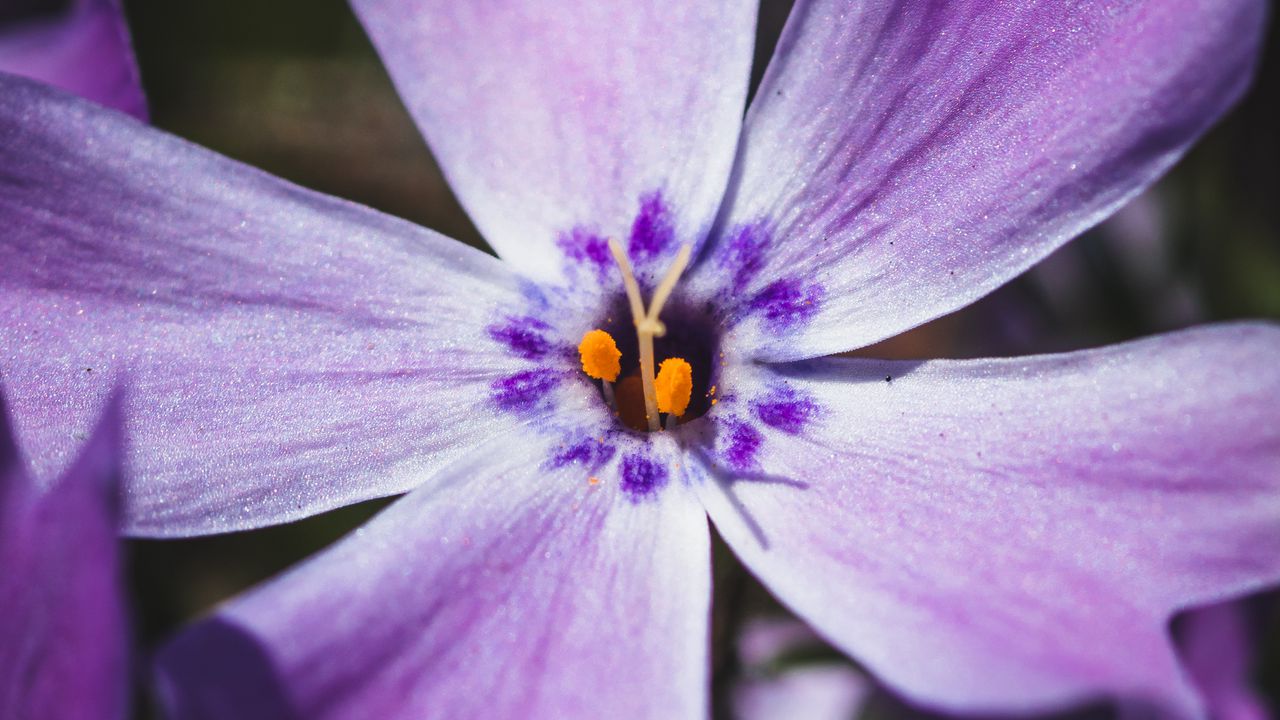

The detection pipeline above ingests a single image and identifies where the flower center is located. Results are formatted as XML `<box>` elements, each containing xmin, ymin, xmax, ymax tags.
<box><xmin>578</xmin><ymin>240</ymin><xmax>714</xmax><ymax>432</ymax></box>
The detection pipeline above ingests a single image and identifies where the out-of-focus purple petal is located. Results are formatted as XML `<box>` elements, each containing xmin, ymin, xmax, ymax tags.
<box><xmin>157</xmin><ymin>432</ymin><xmax>710</xmax><ymax>720</ymax></box>
<box><xmin>349</xmin><ymin>0</ymin><xmax>756</xmax><ymax>284</ymax></box>
<box><xmin>732</xmin><ymin>617</ymin><xmax>870</xmax><ymax>720</ymax></box>
<box><xmin>695</xmin><ymin>323</ymin><xmax>1280</xmax><ymax>717</ymax></box>
<box><xmin>0</xmin><ymin>74</ymin><xmax>563</xmax><ymax>537</ymax></box>
<box><xmin>705</xmin><ymin>0</ymin><xmax>1264</xmax><ymax>360</ymax></box>
<box><xmin>1178</xmin><ymin>601</ymin><xmax>1270</xmax><ymax>720</ymax></box>
<box><xmin>734</xmin><ymin>666</ymin><xmax>869</xmax><ymax>720</ymax></box>
<box><xmin>0</xmin><ymin>389</ymin><xmax>128</xmax><ymax>720</ymax></box>
<box><xmin>0</xmin><ymin>0</ymin><xmax>146</xmax><ymax>119</ymax></box>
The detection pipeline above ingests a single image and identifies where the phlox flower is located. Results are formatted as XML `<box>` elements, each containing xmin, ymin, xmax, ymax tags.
<box><xmin>1</xmin><ymin>1</ymin><xmax>1278</xmax><ymax>718</ymax></box>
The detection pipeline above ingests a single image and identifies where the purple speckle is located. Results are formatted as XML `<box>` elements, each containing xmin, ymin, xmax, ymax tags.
<box><xmin>620</xmin><ymin>453</ymin><xmax>668</xmax><ymax>502</ymax></box>
<box><xmin>557</xmin><ymin>227</ymin><xmax>612</xmax><ymax>273</ymax></box>
<box><xmin>492</xmin><ymin>370</ymin><xmax>560</xmax><ymax>413</ymax></box>
<box><xmin>548</xmin><ymin>436</ymin><xmax>617</xmax><ymax>471</ymax></box>
<box><xmin>487</xmin><ymin>316</ymin><xmax>554</xmax><ymax>360</ymax></box>
<box><xmin>628</xmin><ymin>191</ymin><xmax>674</xmax><ymax>262</ymax></box>
<box><xmin>752</xmin><ymin>386</ymin><xmax>820</xmax><ymax>435</ymax></box>
<box><xmin>745</xmin><ymin>278</ymin><xmax>823</xmax><ymax>331</ymax></box>
<box><xmin>716</xmin><ymin>222</ymin><xmax>769</xmax><ymax>293</ymax></box>
<box><xmin>719</xmin><ymin>417</ymin><xmax>763</xmax><ymax>470</ymax></box>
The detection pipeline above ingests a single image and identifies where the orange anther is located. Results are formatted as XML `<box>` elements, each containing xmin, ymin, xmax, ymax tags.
<box><xmin>578</xmin><ymin>329</ymin><xmax>621</xmax><ymax>382</ymax></box>
<box><xmin>655</xmin><ymin>358</ymin><xmax>693</xmax><ymax>417</ymax></box>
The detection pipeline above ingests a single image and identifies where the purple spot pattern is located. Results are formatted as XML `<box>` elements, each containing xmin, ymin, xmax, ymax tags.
<box><xmin>752</xmin><ymin>386</ymin><xmax>820</xmax><ymax>435</ymax></box>
<box><xmin>745</xmin><ymin>278</ymin><xmax>823</xmax><ymax>331</ymax></box>
<box><xmin>491</xmin><ymin>370</ymin><xmax>561</xmax><ymax>413</ymax></box>
<box><xmin>718</xmin><ymin>416</ymin><xmax>763</xmax><ymax>470</ymax></box>
<box><xmin>620</xmin><ymin>453</ymin><xmax>668</xmax><ymax>502</ymax></box>
<box><xmin>487</xmin><ymin>316</ymin><xmax>555</xmax><ymax>360</ymax></box>
<box><xmin>716</xmin><ymin>222</ymin><xmax>769</xmax><ymax>293</ymax></box>
<box><xmin>557</xmin><ymin>227</ymin><xmax>612</xmax><ymax>273</ymax></box>
<box><xmin>628</xmin><ymin>191</ymin><xmax>674</xmax><ymax>262</ymax></box>
<box><xmin>548</xmin><ymin>436</ymin><xmax>617</xmax><ymax>471</ymax></box>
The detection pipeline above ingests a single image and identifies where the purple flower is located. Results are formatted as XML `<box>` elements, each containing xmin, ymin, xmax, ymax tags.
<box><xmin>0</xmin><ymin>389</ymin><xmax>127</xmax><ymax>719</ymax></box>
<box><xmin>0</xmin><ymin>0</ymin><xmax>146</xmax><ymax>119</ymax></box>
<box><xmin>1</xmin><ymin>1</ymin><xmax>1278</xmax><ymax>718</ymax></box>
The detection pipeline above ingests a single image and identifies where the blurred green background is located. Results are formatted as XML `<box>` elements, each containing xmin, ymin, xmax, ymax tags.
<box><xmin>107</xmin><ymin>0</ymin><xmax>1280</xmax><ymax>717</ymax></box>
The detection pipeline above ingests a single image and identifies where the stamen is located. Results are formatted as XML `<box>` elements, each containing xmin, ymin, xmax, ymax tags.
<box><xmin>605</xmin><ymin>239</ymin><xmax>695</xmax><ymax>433</ymax></box>
<box><xmin>655</xmin><ymin>357</ymin><xmax>693</xmax><ymax>429</ymax></box>
<box><xmin>579</xmin><ymin>328</ymin><xmax>621</xmax><ymax>413</ymax></box>
<box><xmin>608</xmin><ymin>238</ymin><xmax>660</xmax><ymax>431</ymax></box>
<box><xmin>614</xmin><ymin>373</ymin><xmax>649</xmax><ymax>431</ymax></box>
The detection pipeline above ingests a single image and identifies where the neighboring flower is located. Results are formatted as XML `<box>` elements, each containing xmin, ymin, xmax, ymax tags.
<box><xmin>1</xmin><ymin>1</ymin><xmax>1278</xmax><ymax>718</ymax></box>
<box><xmin>1178</xmin><ymin>600</ymin><xmax>1273</xmax><ymax>720</ymax></box>
<box><xmin>732</xmin><ymin>617</ymin><xmax>871</xmax><ymax>720</ymax></box>
<box><xmin>0</xmin><ymin>0</ymin><xmax>146</xmax><ymax>119</ymax></box>
<box><xmin>0</xmin><ymin>387</ymin><xmax>127</xmax><ymax>719</ymax></box>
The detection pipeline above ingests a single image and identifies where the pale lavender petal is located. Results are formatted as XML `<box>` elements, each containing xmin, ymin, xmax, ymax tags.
<box><xmin>733</xmin><ymin>618</ymin><xmax>871</xmax><ymax>720</ymax></box>
<box><xmin>157</xmin><ymin>431</ymin><xmax>710</xmax><ymax>720</ymax></box>
<box><xmin>0</xmin><ymin>390</ymin><xmax>128</xmax><ymax>720</ymax></box>
<box><xmin>734</xmin><ymin>666</ymin><xmax>869</xmax><ymax>720</ymax></box>
<box><xmin>0</xmin><ymin>0</ymin><xmax>146</xmax><ymax>119</ymax></box>
<box><xmin>701</xmin><ymin>0</ymin><xmax>1265</xmax><ymax>360</ymax></box>
<box><xmin>1178</xmin><ymin>601</ymin><xmax>1269</xmax><ymax>720</ymax></box>
<box><xmin>694</xmin><ymin>323</ymin><xmax>1280</xmax><ymax>716</ymax></box>
<box><xmin>0</xmin><ymin>74</ymin><xmax>566</xmax><ymax>537</ymax></box>
<box><xmin>349</xmin><ymin>0</ymin><xmax>756</xmax><ymax>284</ymax></box>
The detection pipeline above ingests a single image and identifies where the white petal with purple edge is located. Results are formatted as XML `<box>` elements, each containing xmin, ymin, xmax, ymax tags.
<box><xmin>349</xmin><ymin>0</ymin><xmax>757</xmax><ymax>285</ymax></box>
<box><xmin>0</xmin><ymin>75</ymin><xmax>589</xmax><ymax>537</ymax></box>
<box><xmin>158</xmin><ymin>431</ymin><xmax>710</xmax><ymax>720</ymax></box>
<box><xmin>699</xmin><ymin>0</ymin><xmax>1266</xmax><ymax>360</ymax></box>
<box><xmin>694</xmin><ymin>323</ymin><xmax>1280</xmax><ymax>717</ymax></box>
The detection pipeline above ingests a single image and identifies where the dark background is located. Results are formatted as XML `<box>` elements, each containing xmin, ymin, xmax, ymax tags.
<box><xmin>111</xmin><ymin>0</ymin><xmax>1280</xmax><ymax>717</ymax></box>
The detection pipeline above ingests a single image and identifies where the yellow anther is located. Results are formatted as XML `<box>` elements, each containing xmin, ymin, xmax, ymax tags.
<box><xmin>654</xmin><ymin>358</ymin><xmax>693</xmax><ymax>417</ymax></box>
<box><xmin>578</xmin><ymin>329</ymin><xmax>621</xmax><ymax>382</ymax></box>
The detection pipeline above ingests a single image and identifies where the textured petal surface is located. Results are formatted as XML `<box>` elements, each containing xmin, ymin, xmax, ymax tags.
<box><xmin>701</xmin><ymin>0</ymin><xmax>1266</xmax><ymax>360</ymax></box>
<box><xmin>350</xmin><ymin>0</ymin><xmax>756</xmax><ymax>284</ymax></box>
<box><xmin>158</xmin><ymin>431</ymin><xmax>710</xmax><ymax>720</ymax></box>
<box><xmin>693</xmin><ymin>324</ymin><xmax>1280</xmax><ymax>717</ymax></box>
<box><xmin>0</xmin><ymin>391</ymin><xmax>127</xmax><ymax>720</ymax></box>
<box><xmin>0</xmin><ymin>75</ymin><xmax>561</xmax><ymax>536</ymax></box>
<box><xmin>0</xmin><ymin>0</ymin><xmax>146</xmax><ymax>119</ymax></box>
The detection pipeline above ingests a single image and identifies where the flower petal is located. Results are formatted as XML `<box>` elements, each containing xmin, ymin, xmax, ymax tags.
<box><xmin>1178</xmin><ymin>600</ymin><xmax>1270</xmax><ymax>720</ymax></box>
<box><xmin>732</xmin><ymin>618</ymin><xmax>870</xmax><ymax>720</ymax></box>
<box><xmin>694</xmin><ymin>323</ymin><xmax>1280</xmax><ymax>716</ymax></box>
<box><xmin>0</xmin><ymin>390</ymin><xmax>128</xmax><ymax>720</ymax></box>
<box><xmin>0</xmin><ymin>74</ymin><xmax>567</xmax><ymax>537</ymax></box>
<box><xmin>734</xmin><ymin>666</ymin><xmax>869</xmax><ymax>720</ymax></box>
<box><xmin>349</xmin><ymin>0</ymin><xmax>756</xmax><ymax>283</ymax></box>
<box><xmin>157</xmin><ymin>432</ymin><xmax>710</xmax><ymax>720</ymax></box>
<box><xmin>0</xmin><ymin>0</ymin><xmax>146</xmax><ymax>119</ymax></box>
<box><xmin>703</xmin><ymin>0</ymin><xmax>1265</xmax><ymax>360</ymax></box>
